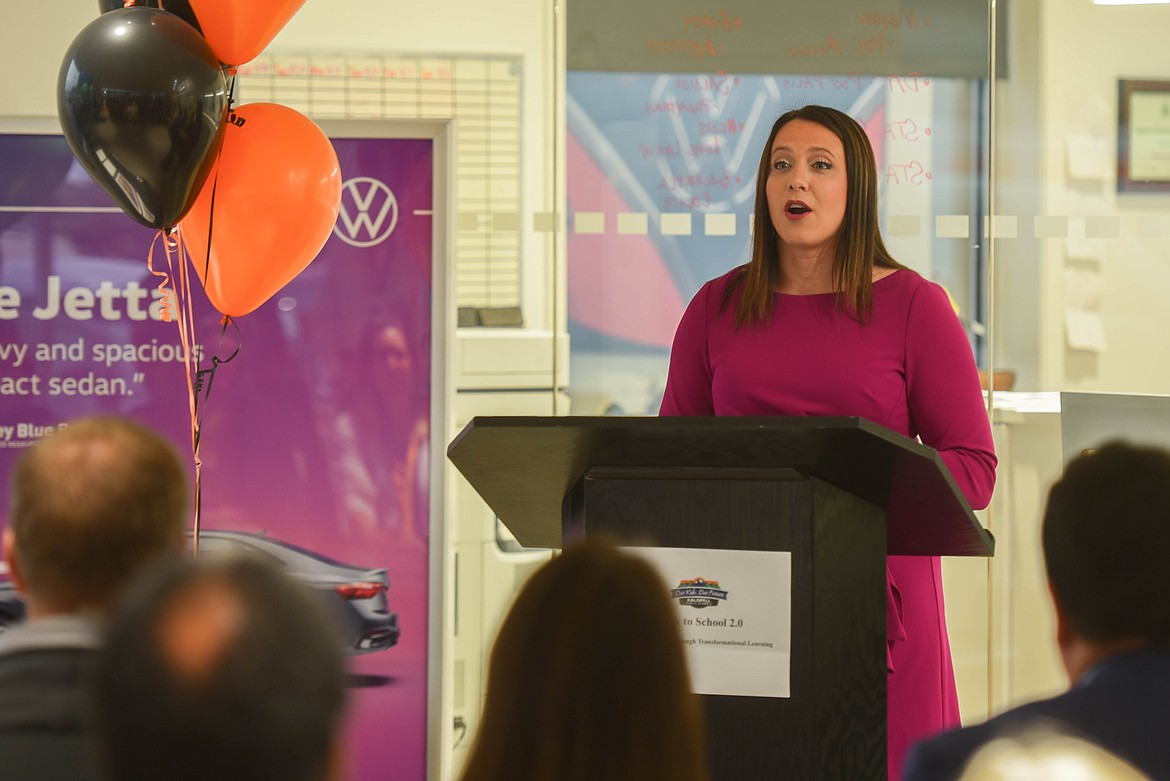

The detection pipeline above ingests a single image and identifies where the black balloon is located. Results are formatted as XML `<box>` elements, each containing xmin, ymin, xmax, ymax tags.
<box><xmin>58</xmin><ymin>7</ymin><xmax>228</xmax><ymax>230</ymax></box>
<box><xmin>97</xmin><ymin>0</ymin><xmax>202</xmax><ymax>35</ymax></box>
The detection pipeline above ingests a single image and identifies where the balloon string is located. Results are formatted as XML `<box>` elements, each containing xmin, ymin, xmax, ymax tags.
<box><xmin>202</xmin><ymin>173</ymin><xmax>219</xmax><ymax>287</ymax></box>
<box><xmin>192</xmin><ymin>317</ymin><xmax>240</xmax><ymax>455</ymax></box>
<box><xmin>200</xmin><ymin>72</ymin><xmax>234</xmax><ymax>289</ymax></box>
<box><xmin>170</xmin><ymin>231</ymin><xmax>243</xmax><ymax>557</ymax></box>
<box><xmin>145</xmin><ymin>230</ymin><xmax>175</xmax><ymax>323</ymax></box>
<box><xmin>182</xmin><ymin>68</ymin><xmax>235</xmax><ymax>555</ymax></box>
<box><xmin>163</xmin><ymin>228</ymin><xmax>204</xmax><ymax>555</ymax></box>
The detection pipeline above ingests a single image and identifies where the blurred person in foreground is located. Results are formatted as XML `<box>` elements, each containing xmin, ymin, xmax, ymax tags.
<box><xmin>0</xmin><ymin>416</ymin><xmax>187</xmax><ymax>781</ymax></box>
<box><xmin>955</xmin><ymin>726</ymin><xmax>1152</xmax><ymax>781</ymax></box>
<box><xmin>457</xmin><ymin>538</ymin><xmax>709</xmax><ymax>781</ymax></box>
<box><xmin>904</xmin><ymin>442</ymin><xmax>1170</xmax><ymax>781</ymax></box>
<box><xmin>95</xmin><ymin>555</ymin><xmax>347</xmax><ymax>781</ymax></box>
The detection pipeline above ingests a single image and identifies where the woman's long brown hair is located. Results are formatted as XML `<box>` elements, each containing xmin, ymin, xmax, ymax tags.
<box><xmin>457</xmin><ymin>538</ymin><xmax>709</xmax><ymax>781</ymax></box>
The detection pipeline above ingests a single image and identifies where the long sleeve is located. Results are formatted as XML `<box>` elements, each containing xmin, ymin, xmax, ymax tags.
<box><xmin>659</xmin><ymin>280</ymin><xmax>715</xmax><ymax>415</ymax></box>
<box><xmin>904</xmin><ymin>281</ymin><xmax>997</xmax><ymax>510</ymax></box>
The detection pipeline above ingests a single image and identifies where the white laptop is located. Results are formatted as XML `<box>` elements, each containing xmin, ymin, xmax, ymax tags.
<box><xmin>1059</xmin><ymin>391</ymin><xmax>1170</xmax><ymax>466</ymax></box>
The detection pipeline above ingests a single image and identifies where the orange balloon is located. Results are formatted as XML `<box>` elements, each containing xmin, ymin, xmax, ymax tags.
<box><xmin>188</xmin><ymin>0</ymin><xmax>306</xmax><ymax>65</ymax></box>
<box><xmin>181</xmin><ymin>103</ymin><xmax>341</xmax><ymax>317</ymax></box>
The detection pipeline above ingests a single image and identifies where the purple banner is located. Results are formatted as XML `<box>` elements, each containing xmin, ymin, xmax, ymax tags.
<box><xmin>0</xmin><ymin>132</ymin><xmax>434</xmax><ymax>781</ymax></box>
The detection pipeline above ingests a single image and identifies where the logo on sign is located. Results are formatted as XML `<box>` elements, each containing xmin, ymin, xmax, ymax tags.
<box><xmin>334</xmin><ymin>177</ymin><xmax>399</xmax><ymax>247</ymax></box>
<box><xmin>672</xmin><ymin>577</ymin><xmax>729</xmax><ymax>609</ymax></box>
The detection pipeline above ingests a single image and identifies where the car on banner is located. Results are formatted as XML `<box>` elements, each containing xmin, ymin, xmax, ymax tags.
<box><xmin>0</xmin><ymin>533</ymin><xmax>400</xmax><ymax>655</ymax></box>
<box><xmin>189</xmin><ymin>530</ymin><xmax>401</xmax><ymax>655</ymax></box>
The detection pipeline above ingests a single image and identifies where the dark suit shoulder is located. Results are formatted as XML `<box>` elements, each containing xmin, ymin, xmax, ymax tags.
<box><xmin>0</xmin><ymin>648</ymin><xmax>101</xmax><ymax>781</ymax></box>
<box><xmin>903</xmin><ymin>651</ymin><xmax>1170</xmax><ymax>781</ymax></box>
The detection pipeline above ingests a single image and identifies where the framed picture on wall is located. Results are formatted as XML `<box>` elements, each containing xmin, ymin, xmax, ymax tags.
<box><xmin>1117</xmin><ymin>79</ymin><xmax>1170</xmax><ymax>192</ymax></box>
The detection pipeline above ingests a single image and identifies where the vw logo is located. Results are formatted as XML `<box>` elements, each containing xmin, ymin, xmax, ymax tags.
<box><xmin>334</xmin><ymin>177</ymin><xmax>399</xmax><ymax>247</ymax></box>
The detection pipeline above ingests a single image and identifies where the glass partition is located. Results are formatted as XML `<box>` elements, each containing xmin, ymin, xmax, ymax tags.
<box><xmin>993</xmin><ymin>0</ymin><xmax>1170</xmax><ymax>397</ymax></box>
<box><xmin>982</xmin><ymin>0</ymin><xmax>1170</xmax><ymax>722</ymax></box>
<box><xmin>563</xmin><ymin>1</ymin><xmax>998</xmax><ymax>417</ymax></box>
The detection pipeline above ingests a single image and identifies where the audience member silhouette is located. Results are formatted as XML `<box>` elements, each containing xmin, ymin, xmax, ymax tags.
<box><xmin>957</xmin><ymin>726</ymin><xmax>1152</xmax><ymax>781</ymax></box>
<box><xmin>0</xmin><ymin>416</ymin><xmax>187</xmax><ymax>781</ymax></box>
<box><xmin>458</xmin><ymin>537</ymin><xmax>710</xmax><ymax>781</ymax></box>
<box><xmin>95</xmin><ymin>555</ymin><xmax>347</xmax><ymax>781</ymax></box>
<box><xmin>904</xmin><ymin>441</ymin><xmax>1170</xmax><ymax>781</ymax></box>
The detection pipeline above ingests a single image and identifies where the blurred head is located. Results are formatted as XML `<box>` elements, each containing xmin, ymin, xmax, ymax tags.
<box><xmin>5</xmin><ymin>415</ymin><xmax>187</xmax><ymax>613</ymax></box>
<box><xmin>738</xmin><ymin>104</ymin><xmax>898</xmax><ymax>325</ymax></box>
<box><xmin>459</xmin><ymin>538</ymin><xmax>708</xmax><ymax>781</ymax></box>
<box><xmin>96</xmin><ymin>556</ymin><xmax>346</xmax><ymax>781</ymax></box>
<box><xmin>1043</xmin><ymin>441</ymin><xmax>1170</xmax><ymax>646</ymax></box>
<box><xmin>958</xmin><ymin>726</ymin><xmax>1152</xmax><ymax>781</ymax></box>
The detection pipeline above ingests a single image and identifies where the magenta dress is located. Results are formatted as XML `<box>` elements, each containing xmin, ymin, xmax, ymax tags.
<box><xmin>659</xmin><ymin>267</ymin><xmax>997</xmax><ymax>780</ymax></box>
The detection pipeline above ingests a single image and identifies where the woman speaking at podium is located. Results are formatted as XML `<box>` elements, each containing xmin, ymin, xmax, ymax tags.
<box><xmin>659</xmin><ymin>105</ymin><xmax>997</xmax><ymax>779</ymax></box>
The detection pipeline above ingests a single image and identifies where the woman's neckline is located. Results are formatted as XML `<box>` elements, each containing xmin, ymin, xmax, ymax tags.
<box><xmin>772</xmin><ymin>267</ymin><xmax>904</xmax><ymax>297</ymax></box>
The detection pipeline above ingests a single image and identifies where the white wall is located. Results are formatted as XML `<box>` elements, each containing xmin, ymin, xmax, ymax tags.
<box><xmin>962</xmin><ymin>0</ymin><xmax>1170</xmax><ymax>727</ymax></box>
<box><xmin>1</xmin><ymin>1</ymin><xmax>555</xmax><ymax>132</ymax></box>
<box><xmin>990</xmin><ymin>0</ymin><xmax>1044</xmax><ymax>391</ymax></box>
<box><xmin>274</xmin><ymin>2</ymin><xmax>565</xmax><ymax>334</ymax></box>
<box><xmin>0</xmin><ymin>0</ymin><xmax>563</xmax><ymax>334</ymax></box>
<box><xmin>1032</xmin><ymin>0</ymin><xmax>1170</xmax><ymax>393</ymax></box>
<box><xmin>0</xmin><ymin>5</ymin><xmax>95</xmax><ymax>116</ymax></box>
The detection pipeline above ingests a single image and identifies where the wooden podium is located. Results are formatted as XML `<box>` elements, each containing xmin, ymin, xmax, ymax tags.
<box><xmin>447</xmin><ymin>416</ymin><xmax>993</xmax><ymax>780</ymax></box>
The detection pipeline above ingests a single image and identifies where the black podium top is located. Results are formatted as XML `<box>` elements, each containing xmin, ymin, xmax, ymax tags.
<box><xmin>447</xmin><ymin>415</ymin><xmax>994</xmax><ymax>556</ymax></box>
